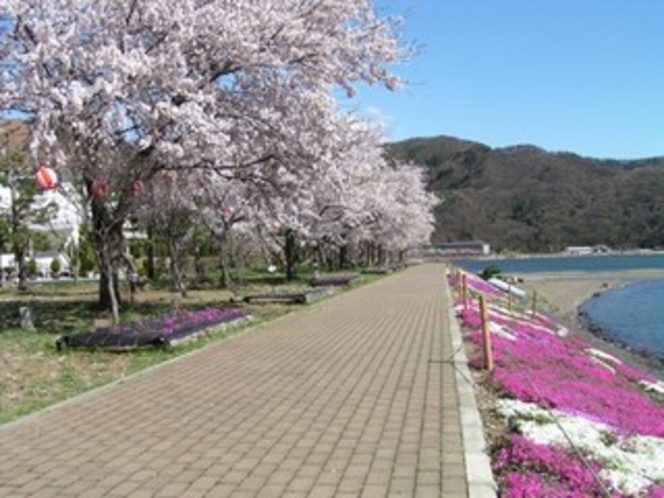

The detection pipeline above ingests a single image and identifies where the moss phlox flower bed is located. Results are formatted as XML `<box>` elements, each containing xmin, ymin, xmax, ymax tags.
<box><xmin>57</xmin><ymin>307</ymin><xmax>248</xmax><ymax>351</ymax></box>
<box><xmin>453</xmin><ymin>270</ymin><xmax>664</xmax><ymax>497</ymax></box>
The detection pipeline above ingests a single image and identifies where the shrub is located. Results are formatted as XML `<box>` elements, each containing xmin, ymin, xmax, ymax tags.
<box><xmin>50</xmin><ymin>258</ymin><xmax>61</xmax><ymax>277</ymax></box>
<box><xmin>27</xmin><ymin>258</ymin><xmax>38</xmax><ymax>278</ymax></box>
<box><xmin>480</xmin><ymin>264</ymin><xmax>501</xmax><ymax>280</ymax></box>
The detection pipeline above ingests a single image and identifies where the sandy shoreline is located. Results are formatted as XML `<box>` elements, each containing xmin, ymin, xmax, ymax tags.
<box><xmin>511</xmin><ymin>269</ymin><xmax>664</xmax><ymax>380</ymax></box>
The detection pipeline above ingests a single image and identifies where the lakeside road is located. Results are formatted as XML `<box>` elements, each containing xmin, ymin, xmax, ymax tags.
<box><xmin>511</xmin><ymin>269</ymin><xmax>664</xmax><ymax>379</ymax></box>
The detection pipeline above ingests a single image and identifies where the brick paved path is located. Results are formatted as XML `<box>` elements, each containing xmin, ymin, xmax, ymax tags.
<box><xmin>0</xmin><ymin>264</ymin><xmax>483</xmax><ymax>497</ymax></box>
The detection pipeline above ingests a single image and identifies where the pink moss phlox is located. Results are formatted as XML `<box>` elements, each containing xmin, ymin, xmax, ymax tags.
<box><xmin>162</xmin><ymin>307</ymin><xmax>244</xmax><ymax>334</ymax></box>
<box><xmin>447</xmin><ymin>272</ymin><xmax>461</xmax><ymax>288</ymax></box>
<box><xmin>459</xmin><ymin>307</ymin><xmax>482</xmax><ymax>329</ymax></box>
<box><xmin>501</xmin><ymin>472</ymin><xmax>569</xmax><ymax>498</ymax></box>
<box><xmin>612</xmin><ymin>361</ymin><xmax>658</xmax><ymax>384</ymax></box>
<box><xmin>456</xmin><ymin>279</ymin><xmax>664</xmax><ymax>496</ymax></box>
<box><xmin>479</xmin><ymin>329</ymin><xmax>664</xmax><ymax>436</ymax></box>
<box><xmin>646</xmin><ymin>485</ymin><xmax>664</xmax><ymax>498</ymax></box>
<box><xmin>456</xmin><ymin>279</ymin><xmax>664</xmax><ymax>435</ymax></box>
<box><xmin>462</xmin><ymin>272</ymin><xmax>508</xmax><ymax>299</ymax></box>
<box><xmin>487</xmin><ymin>312</ymin><xmax>558</xmax><ymax>338</ymax></box>
<box><xmin>495</xmin><ymin>435</ymin><xmax>612</xmax><ymax>497</ymax></box>
<box><xmin>459</xmin><ymin>297</ymin><xmax>664</xmax><ymax>436</ymax></box>
<box><xmin>533</xmin><ymin>312</ymin><xmax>559</xmax><ymax>329</ymax></box>
<box><xmin>98</xmin><ymin>307</ymin><xmax>246</xmax><ymax>337</ymax></box>
<box><xmin>468</xmin><ymin>354</ymin><xmax>487</xmax><ymax>370</ymax></box>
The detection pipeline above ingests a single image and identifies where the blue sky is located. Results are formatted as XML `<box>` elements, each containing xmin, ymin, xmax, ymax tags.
<box><xmin>345</xmin><ymin>1</ymin><xmax>664</xmax><ymax>159</ymax></box>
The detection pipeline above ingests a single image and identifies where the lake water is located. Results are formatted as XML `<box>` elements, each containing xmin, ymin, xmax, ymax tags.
<box><xmin>456</xmin><ymin>253</ymin><xmax>664</xmax><ymax>274</ymax></box>
<box><xmin>456</xmin><ymin>254</ymin><xmax>664</xmax><ymax>361</ymax></box>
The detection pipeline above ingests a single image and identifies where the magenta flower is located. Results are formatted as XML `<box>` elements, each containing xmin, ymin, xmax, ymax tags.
<box><xmin>495</xmin><ymin>435</ymin><xmax>612</xmax><ymax>497</ymax></box>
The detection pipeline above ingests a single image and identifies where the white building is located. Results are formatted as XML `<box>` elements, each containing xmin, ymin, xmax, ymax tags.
<box><xmin>565</xmin><ymin>245</ymin><xmax>611</xmax><ymax>256</ymax></box>
<box><xmin>32</xmin><ymin>251</ymin><xmax>73</xmax><ymax>276</ymax></box>
<box><xmin>428</xmin><ymin>241</ymin><xmax>491</xmax><ymax>256</ymax></box>
<box><xmin>1</xmin><ymin>120</ymin><xmax>85</xmax><ymax>278</ymax></box>
<box><xmin>0</xmin><ymin>252</ymin><xmax>15</xmax><ymax>270</ymax></box>
<box><xmin>0</xmin><ymin>250</ymin><xmax>72</xmax><ymax>279</ymax></box>
<box><xmin>0</xmin><ymin>181</ymin><xmax>84</xmax><ymax>251</ymax></box>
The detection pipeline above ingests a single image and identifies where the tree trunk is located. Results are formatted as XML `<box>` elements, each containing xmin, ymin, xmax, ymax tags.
<box><xmin>193</xmin><ymin>243</ymin><xmax>205</xmax><ymax>281</ymax></box>
<box><xmin>325</xmin><ymin>244</ymin><xmax>335</xmax><ymax>272</ymax></box>
<box><xmin>98</xmin><ymin>259</ymin><xmax>120</xmax><ymax>319</ymax></box>
<box><xmin>313</xmin><ymin>243</ymin><xmax>324</xmax><ymax>273</ymax></box>
<box><xmin>146</xmin><ymin>224</ymin><xmax>155</xmax><ymax>280</ymax></box>
<box><xmin>168</xmin><ymin>240</ymin><xmax>187</xmax><ymax>297</ymax></box>
<box><xmin>359</xmin><ymin>241</ymin><xmax>368</xmax><ymax>267</ymax></box>
<box><xmin>90</xmin><ymin>194</ymin><xmax>125</xmax><ymax>323</ymax></box>
<box><xmin>368</xmin><ymin>242</ymin><xmax>377</xmax><ymax>267</ymax></box>
<box><xmin>218</xmin><ymin>231</ymin><xmax>232</xmax><ymax>290</ymax></box>
<box><xmin>219</xmin><ymin>260</ymin><xmax>231</xmax><ymax>289</ymax></box>
<box><xmin>11</xmin><ymin>188</ymin><xmax>29</xmax><ymax>291</ymax></box>
<box><xmin>15</xmin><ymin>246</ymin><xmax>28</xmax><ymax>291</ymax></box>
<box><xmin>284</xmin><ymin>229</ymin><xmax>297</xmax><ymax>282</ymax></box>
<box><xmin>338</xmin><ymin>244</ymin><xmax>348</xmax><ymax>270</ymax></box>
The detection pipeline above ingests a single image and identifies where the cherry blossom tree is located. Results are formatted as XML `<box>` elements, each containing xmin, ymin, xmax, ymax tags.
<box><xmin>0</xmin><ymin>0</ymin><xmax>409</xmax><ymax>319</ymax></box>
<box><xmin>283</xmin><ymin>115</ymin><xmax>438</xmax><ymax>270</ymax></box>
<box><xmin>246</xmin><ymin>113</ymin><xmax>438</xmax><ymax>274</ymax></box>
<box><xmin>145</xmin><ymin>106</ymin><xmax>438</xmax><ymax>286</ymax></box>
<box><xmin>360</xmin><ymin>162</ymin><xmax>438</xmax><ymax>264</ymax></box>
<box><xmin>190</xmin><ymin>171</ymin><xmax>256</xmax><ymax>289</ymax></box>
<box><xmin>133</xmin><ymin>171</ymin><xmax>198</xmax><ymax>297</ymax></box>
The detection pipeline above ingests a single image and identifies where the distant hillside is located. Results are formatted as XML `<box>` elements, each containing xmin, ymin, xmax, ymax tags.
<box><xmin>386</xmin><ymin>136</ymin><xmax>664</xmax><ymax>252</ymax></box>
<box><xmin>0</xmin><ymin>120</ymin><xmax>30</xmax><ymax>151</ymax></box>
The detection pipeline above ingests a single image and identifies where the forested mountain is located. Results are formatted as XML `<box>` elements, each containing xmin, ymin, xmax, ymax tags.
<box><xmin>387</xmin><ymin>136</ymin><xmax>664</xmax><ymax>253</ymax></box>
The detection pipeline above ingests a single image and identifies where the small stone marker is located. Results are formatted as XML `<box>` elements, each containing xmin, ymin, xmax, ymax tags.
<box><xmin>19</xmin><ymin>306</ymin><xmax>35</xmax><ymax>330</ymax></box>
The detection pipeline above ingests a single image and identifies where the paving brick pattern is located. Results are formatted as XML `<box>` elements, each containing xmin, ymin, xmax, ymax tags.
<box><xmin>0</xmin><ymin>264</ymin><xmax>470</xmax><ymax>497</ymax></box>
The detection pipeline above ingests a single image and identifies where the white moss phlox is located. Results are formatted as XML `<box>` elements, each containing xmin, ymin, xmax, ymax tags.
<box><xmin>489</xmin><ymin>322</ymin><xmax>517</xmax><ymax>341</ymax></box>
<box><xmin>585</xmin><ymin>348</ymin><xmax>622</xmax><ymax>364</ymax></box>
<box><xmin>497</xmin><ymin>399</ymin><xmax>664</xmax><ymax>496</ymax></box>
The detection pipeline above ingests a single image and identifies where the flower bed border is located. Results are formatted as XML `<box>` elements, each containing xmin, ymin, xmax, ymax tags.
<box><xmin>55</xmin><ymin>308</ymin><xmax>249</xmax><ymax>352</ymax></box>
<box><xmin>309</xmin><ymin>273</ymin><xmax>362</xmax><ymax>287</ymax></box>
<box><xmin>242</xmin><ymin>287</ymin><xmax>335</xmax><ymax>304</ymax></box>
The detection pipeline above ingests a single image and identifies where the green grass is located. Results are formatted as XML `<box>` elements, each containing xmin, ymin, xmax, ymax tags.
<box><xmin>0</xmin><ymin>311</ymin><xmax>274</xmax><ymax>424</ymax></box>
<box><xmin>0</xmin><ymin>268</ymin><xmax>394</xmax><ymax>425</ymax></box>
